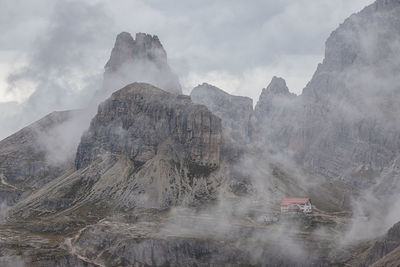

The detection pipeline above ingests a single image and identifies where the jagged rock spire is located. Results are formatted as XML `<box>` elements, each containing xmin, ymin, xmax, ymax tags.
<box><xmin>260</xmin><ymin>76</ymin><xmax>292</xmax><ymax>97</ymax></box>
<box><xmin>254</xmin><ymin>76</ymin><xmax>296</xmax><ymax>119</ymax></box>
<box><xmin>104</xmin><ymin>32</ymin><xmax>135</xmax><ymax>72</ymax></box>
<box><xmin>105</xmin><ymin>32</ymin><xmax>167</xmax><ymax>72</ymax></box>
<box><xmin>102</xmin><ymin>32</ymin><xmax>182</xmax><ymax>96</ymax></box>
<box><xmin>256</xmin><ymin>76</ymin><xmax>294</xmax><ymax>106</ymax></box>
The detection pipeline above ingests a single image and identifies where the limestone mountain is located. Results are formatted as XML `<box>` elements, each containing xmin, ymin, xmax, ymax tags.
<box><xmin>102</xmin><ymin>32</ymin><xmax>182</xmax><ymax>96</ymax></box>
<box><xmin>2</xmin><ymin>0</ymin><xmax>400</xmax><ymax>266</ymax></box>
<box><xmin>0</xmin><ymin>110</ymin><xmax>83</xmax><ymax>206</ymax></box>
<box><xmin>254</xmin><ymin>76</ymin><xmax>295</xmax><ymax>117</ymax></box>
<box><xmin>255</xmin><ymin>0</ymin><xmax>400</xmax><ymax>189</ymax></box>
<box><xmin>253</xmin><ymin>76</ymin><xmax>299</xmax><ymax>152</ymax></box>
<box><xmin>190</xmin><ymin>83</ymin><xmax>254</xmax><ymax>142</ymax></box>
<box><xmin>11</xmin><ymin>83</ymin><xmax>223</xmax><ymax>221</ymax></box>
<box><xmin>190</xmin><ymin>83</ymin><xmax>255</xmax><ymax>161</ymax></box>
<box><xmin>1</xmin><ymin>81</ymin><xmax>355</xmax><ymax>266</ymax></box>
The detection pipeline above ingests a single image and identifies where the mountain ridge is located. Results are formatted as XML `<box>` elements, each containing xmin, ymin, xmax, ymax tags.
<box><xmin>1</xmin><ymin>0</ymin><xmax>400</xmax><ymax>265</ymax></box>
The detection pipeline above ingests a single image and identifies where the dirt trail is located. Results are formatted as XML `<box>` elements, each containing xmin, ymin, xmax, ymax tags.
<box><xmin>63</xmin><ymin>221</ymin><xmax>106</xmax><ymax>267</ymax></box>
<box><xmin>0</xmin><ymin>173</ymin><xmax>18</xmax><ymax>190</ymax></box>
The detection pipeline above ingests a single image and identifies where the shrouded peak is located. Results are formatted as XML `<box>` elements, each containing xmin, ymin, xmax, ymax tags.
<box><xmin>135</xmin><ymin>32</ymin><xmax>162</xmax><ymax>48</ymax></box>
<box><xmin>191</xmin><ymin>83</ymin><xmax>229</xmax><ymax>96</ymax></box>
<box><xmin>258</xmin><ymin>77</ymin><xmax>294</xmax><ymax>102</ymax></box>
<box><xmin>190</xmin><ymin>83</ymin><xmax>254</xmax><ymax>145</ymax></box>
<box><xmin>105</xmin><ymin>32</ymin><xmax>167</xmax><ymax>71</ymax></box>
<box><xmin>265</xmin><ymin>76</ymin><xmax>290</xmax><ymax>95</ymax></box>
<box><xmin>102</xmin><ymin>32</ymin><xmax>182</xmax><ymax>95</ymax></box>
<box><xmin>116</xmin><ymin>32</ymin><xmax>134</xmax><ymax>46</ymax></box>
<box><xmin>133</xmin><ymin>32</ymin><xmax>167</xmax><ymax>63</ymax></box>
<box><xmin>105</xmin><ymin>32</ymin><xmax>135</xmax><ymax>71</ymax></box>
<box><xmin>254</xmin><ymin>76</ymin><xmax>296</xmax><ymax>117</ymax></box>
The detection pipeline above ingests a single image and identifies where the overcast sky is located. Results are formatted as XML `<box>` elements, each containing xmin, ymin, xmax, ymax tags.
<box><xmin>0</xmin><ymin>0</ymin><xmax>374</xmax><ymax>137</ymax></box>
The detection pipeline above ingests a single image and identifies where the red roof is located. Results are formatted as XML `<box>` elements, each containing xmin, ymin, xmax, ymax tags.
<box><xmin>280</xmin><ymin>198</ymin><xmax>310</xmax><ymax>206</ymax></box>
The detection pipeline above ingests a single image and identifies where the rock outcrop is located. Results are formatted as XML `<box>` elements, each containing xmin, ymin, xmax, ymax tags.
<box><xmin>299</xmin><ymin>0</ymin><xmax>400</xmax><ymax>185</ymax></box>
<box><xmin>190</xmin><ymin>83</ymin><xmax>254</xmax><ymax>143</ymax></box>
<box><xmin>254</xmin><ymin>77</ymin><xmax>296</xmax><ymax>112</ymax></box>
<box><xmin>254</xmin><ymin>0</ymin><xmax>400</xmax><ymax>187</ymax></box>
<box><xmin>190</xmin><ymin>83</ymin><xmax>254</xmax><ymax>160</ymax></box>
<box><xmin>66</xmin><ymin>215</ymin><xmax>329</xmax><ymax>267</ymax></box>
<box><xmin>345</xmin><ymin>221</ymin><xmax>400</xmax><ymax>266</ymax></box>
<box><xmin>11</xmin><ymin>83</ymin><xmax>223</xmax><ymax>219</ymax></box>
<box><xmin>102</xmin><ymin>32</ymin><xmax>182</xmax><ymax>96</ymax></box>
<box><xmin>255</xmin><ymin>76</ymin><xmax>295</xmax><ymax>116</ymax></box>
<box><xmin>0</xmin><ymin>110</ymin><xmax>82</xmax><ymax>205</ymax></box>
<box><xmin>77</xmin><ymin>82</ymin><xmax>220</xmax><ymax>169</ymax></box>
<box><xmin>253</xmin><ymin>77</ymin><xmax>299</xmax><ymax>153</ymax></box>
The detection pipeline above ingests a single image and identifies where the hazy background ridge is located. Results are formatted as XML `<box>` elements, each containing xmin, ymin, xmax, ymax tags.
<box><xmin>0</xmin><ymin>0</ymin><xmax>373</xmax><ymax>139</ymax></box>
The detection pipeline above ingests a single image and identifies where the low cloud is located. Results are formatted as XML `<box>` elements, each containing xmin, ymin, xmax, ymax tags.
<box><xmin>0</xmin><ymin>0</ymin><xmax>112</xmax><ymax>139</ymax></box>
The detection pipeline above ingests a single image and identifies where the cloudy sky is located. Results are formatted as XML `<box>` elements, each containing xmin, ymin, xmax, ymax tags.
<box><xmin>0</xmin><ymin>0</ymin><xmax>373</xmax><ymax>137</ymax></box>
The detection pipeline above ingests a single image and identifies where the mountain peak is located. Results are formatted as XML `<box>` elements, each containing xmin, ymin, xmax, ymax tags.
<box><xmin>254</xmin><ymin>76</ymin><xmax>296</xmax><ymax>118</ymax></box>
<box><xmin>190</xmin><ymin>83</ymin><xmax>254</xmax><ymax>145</ymax></box>
<box><xmin>105</xmin><ymin>32</ymin><xmax>167</xmax><ymax>71</ymax></box>
<box><xmin>258</xmin><ymin>77</ymin><xmax>294</xmax><ymax>101</ymax></box>
<box><xmin>133</xmin><ymin>33</ymin><xmax>166</xmax><ymax>62</ymax></box>
<box><xmin>135</xmin><ymin>32</ymin><xmax>162</xmax><ymax>47</ymax></box>
<box><xmin>105</xmin><ymin>32</ymin><xmax>135</xmax><ymax>71</ymax></box>
<box><xmin>192</xmin><ymin>83</ymin><xmax>230</xmax><ymax>96</ymax></box>
<box><xmin>102</xmin><ymin>32</ymin><xmax>181</xmax><ymax>95</ymax></box>
<box><xmin>266</xmin><ymin>76</ymin><xmax>290</xmax><ymax>95</ymax></box>
<box><xmin>117</xmin><ymin>31</ymin><xmax>134</xmax><ymax>42</ymax></box>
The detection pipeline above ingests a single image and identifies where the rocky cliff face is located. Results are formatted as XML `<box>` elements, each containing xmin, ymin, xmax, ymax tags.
<box><xmin>102</xmin><ymin>32</ymin><xmax>182</xmax><ymax>96</ymax></box>
<box><xmin>77</xmin><ymin>82</ymin><xmax>220</xmax><ymax>169</ymax></box>
<box><xmin>191</xmin><ymin>83</ymin><xmax>254</xmax><ymax>142</ymax></box>
<box><xmin>344</xmin><ymin>221</ymin><xmax>400</xmax><ymax>266</ymax></box>
<box><xmin>11</xmin><ymin>83</ymin><xmax>222</xmax><ymax>220</ymax></box>
<box><xmin>254</xmin><ymin>76</ymin><xmax>299</xmax><ymax>153</ymax></box>
<box><xmin>0</xmin><ymin>110</ymin><xmax>82</xmax><ymax>206</ymax></box>
<box><xmin>255</xmin><ymin>77</ymin><xmax>296</xmax><ymax>115</ymax></box>
<box><xmin>254</xmin><ymin>0</ymin><xmax>400</xmax><ymax>188</ymax></box>
<box><xmin>190</xmin><ymin>83</ymin><xmax>255</xmax><ymax>160</ymax></box>
<box><xmin>302</xmin><ymin>0</ymin><xmax>400</xmax><ymax>182</ymax></box>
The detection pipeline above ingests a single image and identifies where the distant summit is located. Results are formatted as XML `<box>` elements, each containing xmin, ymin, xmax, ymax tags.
<box><xmin>105</xmin><ymin>32</ymin><xmax>167</xmax><ymax>72</ymax></box>
<box><xmin>102</xmin><ymin>32</ymin><xmax>182</xmax><ymax>96</ymax></box>
<box><xmin>254</xmin><ymin>76</ymin><xmax>295</xmax><ymax>117</ymax></box>
<box><xmin>258</xmin><ymin>76</ymin><xmax>294</xmax><ymax>100</ymax></box>
<box><xmin>190</xmin><ymin>83</ymin><xmax>254</xmax><ymax>148</ymax></box>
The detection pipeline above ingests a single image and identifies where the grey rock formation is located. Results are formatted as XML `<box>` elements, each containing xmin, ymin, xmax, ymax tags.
<box><xmin>346</xmin><ymin>221</ymin><xmax>400</xmax><ymax>266</ymax></box>
<box><xmin>77</xmin><ymin>82</ymin><xmax>220</xmax><ymax>169</ymax></box>
<box><xmin>191</xmin><ymin>83</ymin><xmax>254</xmax><ymax>142</ymax></box>
<box><xmin>254</xmin><ymin>0</ymin><xmax>400</xmax><ymax>187</ymax></box>
<box><xmin>254</xmin><ymin>76</ymin><xmax>299</xmax><ymax>153</ymax></box>
<box><xmin>67</xmin><ymin>216</ymin><xmax>329</xmax><ymax>267</ymax></box>
<box><xmin>3</xmin><ymin>1</ymin><xmax>400</xmax><ymax>266</ymax></box>
<box><xmin>299</xmin><ymin>0</ymin><xmax>400</xmax><ymax>185</ymax></box>
<box><xmin>0</xmin><ymin>110</ymin><xmax>82</xmax><ymax>205</ymax></box>
<box><xmin>255</xmin><ymin>76</ymin><xmax>296</xmax><ymax>116</ymax></box>
<box><xmin>259</xmin><ymin>76</ymin><xmax>293</xmax><ymax>98</ymax></box>
<box><xmin>11</xmin><ymin>82</ymin><xmax>223</xmax><ymax>219</ymax></box>
<box><xmin>102</xmin><ymin>32</ymin><xmax>182</xmax><ymax>96</ymax></box>
<box><xmin>190</xmin><ymin>83</ymin><xmax>255</xmax><ymax>160</ymax></box>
